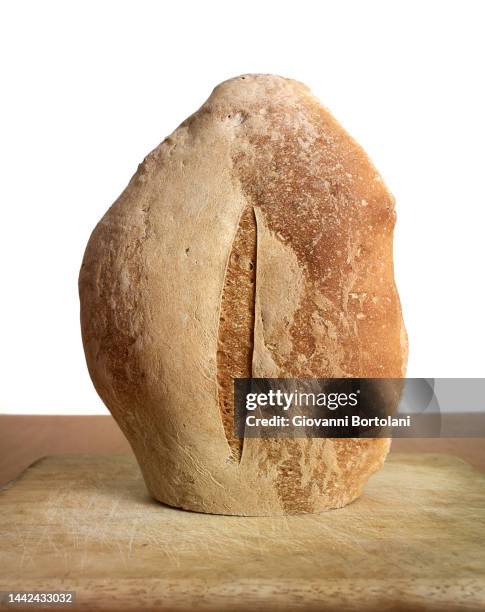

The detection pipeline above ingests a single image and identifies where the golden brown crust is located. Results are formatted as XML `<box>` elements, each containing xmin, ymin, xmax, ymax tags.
<box><xmin>79</xmin><ymin>74</ymin><xmax>407</xmax><ymax>515</ymax></box>
<box><xmin>225</xmin><ymin>75</ymin><xmax>405</xmax><ymax>511</ymax></box>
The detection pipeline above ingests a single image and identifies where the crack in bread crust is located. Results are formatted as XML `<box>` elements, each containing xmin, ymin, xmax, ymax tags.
<box><xmin>217</xmin><ymin>204</ymin><xmax>257</xmax><ymax>461</ymax></box>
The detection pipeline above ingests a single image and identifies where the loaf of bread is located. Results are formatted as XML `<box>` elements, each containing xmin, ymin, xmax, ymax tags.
<box><xmin>79</xmin><ymin>74</ymin><xmax>407</xmax><ymax>515</ymax></box>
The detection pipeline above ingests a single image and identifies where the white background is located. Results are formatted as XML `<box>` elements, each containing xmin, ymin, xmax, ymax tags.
<box><xmin>1</xmin><ymin>0</ymin><xmax>484</xmax><ymax>415</ymax></box>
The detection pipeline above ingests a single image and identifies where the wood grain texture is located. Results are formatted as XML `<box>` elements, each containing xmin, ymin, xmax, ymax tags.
<box><xmin>0</xmin><ymin>453</ymin><xmax>484</xmax><ymax>611</ymax></box>
<box><xmin>0</xmin><ymin>415</ymin><xmax>130</xmax><ymax>488</ymax></box>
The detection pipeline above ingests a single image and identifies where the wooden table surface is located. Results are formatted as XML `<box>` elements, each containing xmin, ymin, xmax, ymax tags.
<box><xmin>1</xmin><ymin>415</ymin><xmax>484</xmax><ymax>488</ymax></box>
<box><xmin>1</xmin><ymin>416</ymin><xmax>485</xmax><ymax>611</ymax></box>
<box><xmin>1</xmin><ymin>452</ymin><xmax>485</xmax><ymax>611</ymax></box>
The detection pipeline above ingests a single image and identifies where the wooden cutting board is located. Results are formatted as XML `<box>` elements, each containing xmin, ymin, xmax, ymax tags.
<box><xmin>0</xmin><ymin>453</ymin><xmax>484</xmax><ymax>611</ymax></box>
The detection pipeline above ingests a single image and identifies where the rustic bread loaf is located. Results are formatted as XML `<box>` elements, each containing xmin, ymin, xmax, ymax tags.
<box><xmin>79</xmin><ymin>74</ymin><xmax>407</xmax><ymax>515</ymax></box>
